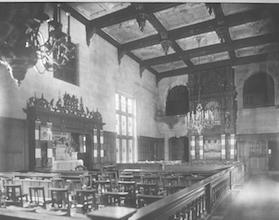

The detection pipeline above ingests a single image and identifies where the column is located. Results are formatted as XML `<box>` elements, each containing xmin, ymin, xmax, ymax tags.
<box><xmin>199</xmin><ymin>136</ymin><xmax>204</xmax><ymax>160</ymax></box>
<box><xmin>230</xmin><ymin>134</ymin><xmax>236</xmax><ymax>160</ymax></box>
<box><xmin>164</xmin><ymin>136</ymin><xmax>169</xmax><ymax>161</ymax></box>
<box><xmin>34</xmin><ymin>119</ymin><xmax>41</xmax><ymax>169</ymax></box>
<box><xmin>221</xmin><ymin>134</ymin><xmax>226</xmax><ymax>160</ymax></box>
<box><xmin>190</xmin><ymin>136</ymin><xmax>196</xmax><ymax>161</ymax></box>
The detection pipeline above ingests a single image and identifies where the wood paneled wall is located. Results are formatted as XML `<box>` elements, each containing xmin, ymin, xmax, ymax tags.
<box><xmin>138</xmin><ymin>136</ymin><xmax>164</xmax><ymax>161</ymax></box>
<box><xmin>0</xmin><ymin>117</ymin><xmax>28</xmax><ymax>171</ymax></box>
<box><xmin>102</xmin><ymin>131</ymin><xmax>116</xmax><ymax>165</ymax></box>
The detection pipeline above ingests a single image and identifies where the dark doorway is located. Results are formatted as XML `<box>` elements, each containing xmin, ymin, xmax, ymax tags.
<box><xmin>168</xmin><ymin>136</ymin><xmax>189</xmax><ymax>162</ymax></box>
<box><xmin>268</xmin><ymin>141</ymin><xmax>279</xmax><ymax>170</ymax></box>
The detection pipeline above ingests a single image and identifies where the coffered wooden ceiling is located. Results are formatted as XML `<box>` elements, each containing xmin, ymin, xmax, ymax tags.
<box><xmin>61</xmin><ymin>2</ymin><xmax>279</xmax><ymax>83</ymax></box>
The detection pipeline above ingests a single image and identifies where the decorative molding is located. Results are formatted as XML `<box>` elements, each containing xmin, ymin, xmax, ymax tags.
<box><xmin>24</xmin><ymin>93</ymin><xmax>103</xmax><ymax>124</ymax></box>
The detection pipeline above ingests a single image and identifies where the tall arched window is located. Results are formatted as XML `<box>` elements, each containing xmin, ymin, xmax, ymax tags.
<box><xmin>166</xmin><ymin>85</ymin><xmax>189</xmax><ymax>116</ymax></box>
<box><xmin>243</xmin><ymin>72</ymin><xmax>274</xmax><ymax>108</ymax></box>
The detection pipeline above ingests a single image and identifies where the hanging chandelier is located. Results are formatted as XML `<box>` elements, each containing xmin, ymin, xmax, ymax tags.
<box><xmin>134</xmin><ymin>3</ymin><xmax>148</xmax><ymax>32</ymax></box>
<box><xmin>185</xmin><ymin>103</ymin><xmax>218</xmax><ymax>135</ymax></box>
<box><xmin>185</xmin><ymin>35</ymin><xmax>219</xmax><ymax>134</ymax></box>
<box><xmin>0</xmin><ymin>3</ymin><xmax>76</xmax><ymax>86</ymax></box>
<box><xmin>160</xmin><ymin>32</ymin><xmax>172</xmax><ymax>55</ymax></box>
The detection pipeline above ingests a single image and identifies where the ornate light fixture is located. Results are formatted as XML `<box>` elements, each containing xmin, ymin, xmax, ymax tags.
<box><xmin>0</xmin><ymin>3</ymin><xmax>76</xmax><ymax>86</ymax></box>
<box><xmin>160</xmin><ymin>32</ymin><xmax>172</xmax><ymax>55</ymax></box>
<box><xmin>134</xmin><ymin>3</ymin><xmax>148</xmax><ymax>32</ymax></box>
<box><xmin>185</xmin><ymin>36</ymin><xmax>218</xmax><ymax>134</ymax></box>
<box><xmin>186</xmin><ymin>103</ymin><xmax>217</xmax><ymax>135</ymax></box>
<box><xmin>36</xmin><ymin>4</ymin><xmax>76</xmax><ymax>74</ymax></box>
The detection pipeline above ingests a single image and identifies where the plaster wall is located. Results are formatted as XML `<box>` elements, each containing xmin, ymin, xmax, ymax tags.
<box><xmin>0</xmin><ymin>14</ymin><xmax>159</xmax><ymax>170</ymax></box>
<box><xmin>235</xmin><ymin>60</ymin><xmax>279</xmax><ymax>135</ymax></box>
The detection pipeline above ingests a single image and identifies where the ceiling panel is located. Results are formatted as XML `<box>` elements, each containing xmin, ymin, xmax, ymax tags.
<box><xmin>235</xmin><ymin>43</ymin><xmax>279</xmax><ymax>58</ymax></box>
<box><xmin>132</xmin><ymin>44</ymin><xmax>175</xmax><ymax>60</ymax></box>
<box><xmin>152</xmin><ymin>60</ymin><xmax>187</xmax><ymax>72</ymax></box>
<box><xmin>191</xmin><ymin>51</ymin><xmax>229</xmax><ymax>65</ymax></box>
<box><xmin>176</xmin><ymin>31</ymin><xmax>221</xmax><ymax>51</ymax></box>
<box><xmin>69</xmin><ymin>2</ymin><xmax>130</xmax><ymax>20</ymax></box>
<box><xmin>102</xmin><ymin>19</ymin><xmax>157</xmax><ymax>44</ymax></box>
<box><xmin>154</xmin><ymin>3</ymin><xmax>215</xmax><ymax>31</ymax></box>
<box><xmin>221</xmin><ymin>3</ymin><xmax>258</xmax><ymax>16</ymax></box>
<box><xmin>229</xmin><ymin>19</ymin><xmax>274</xmax><ymax>40</ymax></box>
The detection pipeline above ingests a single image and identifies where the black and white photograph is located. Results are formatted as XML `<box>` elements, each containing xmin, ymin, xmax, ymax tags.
<box><xmin>0</xmin><ymin>1</ymin><xmax>278</xmax><ymax>219</ymax></box>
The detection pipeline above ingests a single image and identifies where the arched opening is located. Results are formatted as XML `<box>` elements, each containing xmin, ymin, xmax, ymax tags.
<box><xmin>243</xmin><ymin>72</ymin><xmax>274</xmax><ymax>108</ymax></box>
<box><xmin>165</xmin><ymin>85</ymin><xmax>189</xmax><ymax>116</ymax></box>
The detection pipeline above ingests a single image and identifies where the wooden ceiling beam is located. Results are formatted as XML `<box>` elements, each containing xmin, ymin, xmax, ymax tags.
<box><xmin>60</xmin><ymin>3</ymin><xmax>158</xmax><ymax>77</ymax></box>
<box><xmin>158</xmin><ymin>53</ymin><xmax>275</xmax><ymax>79</ymax></box>
<box><xmin>147</xmin><ymin>13</ymin><xmax>193</xmax><ymax>67</ymax></box>
<box><xmin>207</xmin><ymin>3</ymin><xmax>236</xmax><ymax>60</ymax></box>
<box><xmin>143</xmin><ymin>33</ymin><xmax>279</xmax><ymax>66</ymax></box>
<box><xmin>88</xmin><ymin>3</ymin><xmax>181</xmax><ymax>29</ymax></box>
<box><xmin>120</xmin><ymin>8</ymin><xmax>268</xmax><ymax>52</ymax></box>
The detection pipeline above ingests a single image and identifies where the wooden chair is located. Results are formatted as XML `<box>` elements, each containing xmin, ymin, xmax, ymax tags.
<box><xmin>103</xmin><ymin>191</ymin><xmax>128</xmax><ymax>207</ymax></box>
<box><xmin>29</xmin><ymin>186</ymin><xmax>46</xmax><ymax>208</ymax></box>
<box><xmin>118</xmin><ymin>181</ymin><xmax>136</xmax><ymax>207</ymax></box>
<box><xmin>4</xmin><ymin>184</ymin><xmax>27</xmax><ymax>207</ymax></box>
<box><xmin>75</xmin><ymin>189</ymin><xmax>97</xmax><ymax>213</ymax></box>
<box><xmin>49</xmin><ymin>188</ymin><xmax>70</xmax><ymax>216</ymax></box>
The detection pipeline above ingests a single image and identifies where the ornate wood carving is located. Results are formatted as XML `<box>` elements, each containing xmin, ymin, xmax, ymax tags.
<box><xmin>187</xmin><ymin>66</ymin><xmax>236</xmax><ymax>135</ymax></box>
<box><xmin>25</xmin><ymin>93</ymin><xmax>103</xmax><ymax>124</ymax></box>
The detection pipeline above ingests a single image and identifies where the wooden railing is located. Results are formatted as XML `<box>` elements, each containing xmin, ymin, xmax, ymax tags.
<box><xmin>130</xmin><ymin>163</ymin><xmax>244</xmax><ymax>220</ymax></box>
<box><xmin>0</xmin><ymin>163</ymin><xmax>244</xmax><ymax>220</ymax></box>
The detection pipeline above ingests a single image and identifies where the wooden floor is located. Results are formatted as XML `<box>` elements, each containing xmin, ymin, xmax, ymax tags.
<box><xmin>209</xmin><ymin>173</ymin><xmax>279</xmax><ymax>220</ymax></box>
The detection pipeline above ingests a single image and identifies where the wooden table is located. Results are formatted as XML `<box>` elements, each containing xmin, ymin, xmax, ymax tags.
<box><xmin>95</xmin><ymin>180</ymin><xmax>111</xmax><ymax>193</ymax></box>
<box><xmin>164</xmin><ymin>185</ymin><xmax>186</xmax><ymax>195</ymax></box>
<box><xmin>87</xmin><ymin>206</ymin><xmax>137</xmax><ymax>220</ymax></box>
<box><xmin>136</xmin><ymin>194</ymin><xmax>164</xmax><ymax>208</ymax></box>
<box><xmin>136</xmin><ymin>182</ymin><xmax>158</xmax><ymax>195</ymax></box>
<box><xmin>118</xmin><ymin>181</ymin><xmax>136</xmax><ymax>193</ymax></box>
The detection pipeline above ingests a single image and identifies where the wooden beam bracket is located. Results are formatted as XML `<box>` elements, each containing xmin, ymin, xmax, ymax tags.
<box><xmin>86</xmin><ymin>25</ymin><xmax>97</xmax><ymax>46</ymax></box>
<box><xmin>139</xmin><ymin>65</ymin><xmax>146</xmax><ymax>78</ymax></box>
<box><xmin>118</xmin><ymin>49</ymin><xmax>126</xmax><ymax>65</ymax></box>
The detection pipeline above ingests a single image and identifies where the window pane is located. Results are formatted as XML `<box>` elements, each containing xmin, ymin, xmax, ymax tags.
<box><xmin>128</xmin><ymin>117</ymin><xmax>133</xmax><ymax>136</ymax></box>
<box><xmin>116</xmin><ymin>114</ymin><xmax>120</xmax><ymax>135</ymax></box>
<box><xmin>115</xmin><ymin>94</ymin><xmax>120</xmax><ymax>110</ymax></box>
<box><xmin>116</xmin><ymin>138</ymin><xmax>120</xmax><ymax>163</ymax></box>
<box><xmin>122</xmin><ymin>139</ymin><xmax>127</xmax><ymax>163</ymax></box>
<box><xmin>127</xmin><ymin>98</ymin><xmax>132</xmax><ymax>114</ymax></box>
<box><xmin>121</xmin><ymin>115</ymin><xmax>127</xmax><ymax>135</ymax></box>
<box><xmin>121</xmin><ymin>96</ymin><xmax>126</xmax><ymax>112</ymax></box>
